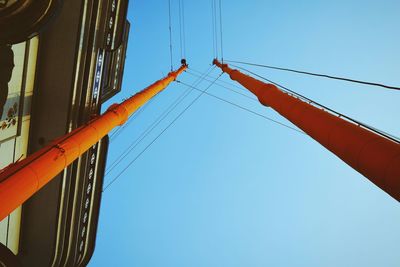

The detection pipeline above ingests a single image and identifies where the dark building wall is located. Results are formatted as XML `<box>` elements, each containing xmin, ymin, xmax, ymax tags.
<box><xmin>19</xmin><ymin>1</ymin><xmax>85</xmax><ymax>266</ymax></box>
<box><xmin>16</xmin><ymin>0</ymin><xmax>130</xmax><ymax>266</ymax></box>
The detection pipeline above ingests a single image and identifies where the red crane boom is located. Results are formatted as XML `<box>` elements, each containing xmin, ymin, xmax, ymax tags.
<box><xmin>214</xmin><ymin>59</ymin><xmax>400</xmax><ymax>201</ymax></box>
<box><xmin>0</xmin><ymin>64</ymin><xmax>187</xmax><ymax>220</ymax></box>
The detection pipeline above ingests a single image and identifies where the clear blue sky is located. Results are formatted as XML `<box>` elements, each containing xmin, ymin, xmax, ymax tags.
<box><xmin>90</xmin><ymin>1</ymin><xmax>400</xmax><ymax>266</ymax></box>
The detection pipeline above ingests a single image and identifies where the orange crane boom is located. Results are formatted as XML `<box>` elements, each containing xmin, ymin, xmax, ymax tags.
<box><xmin>0</xmin><ymin>64</ymin><xmax>187</xmax><ymax>220</ymax></box>
<box><xmin>214</xmin><ymin>59</ymin><xmax>400</xmax><ymax>201</ymax></box>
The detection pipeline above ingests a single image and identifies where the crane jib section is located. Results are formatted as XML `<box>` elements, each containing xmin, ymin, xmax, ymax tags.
<box><xmin>0</xmin><ymin>64</ymin><xmax>187</xmax><ymax>221</ymax></box>
<box><xmin>214</xmin><ymin>59</ymin><xmax>400</xmax><ymax>202</ymax></box>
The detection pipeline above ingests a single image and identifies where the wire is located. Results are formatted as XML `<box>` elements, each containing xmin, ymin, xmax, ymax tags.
<box><xmin>106</xmin><ymin>92</ymin><xmax>186</xmax><ymax>175</ymax></box>
<box><xmin>106</xmin><ymin>66</ymin><xmax>214</xmax><ymax>175</ymax></box>
<box><xmin>109</xmin><ymin>96</ymin><xmax>157</xmax><ymax>142</ymax></box>
<box><xmin>109</xmin><ymin>105</ymin><xmax>141</xmax><ymax>141</ymax></box>
<box><xmin>226</xmin><ymin>60</ymin><xmax>400</xmax><ymax>91</ymax></box>
<box><xmin>176</xmin><ymin>80</ymin><xmax>305</xmax><ymax>135</ymax></box>
<box><xmin>105</xmin><ymin>66</ymin><xmax>214</xmax><ymax>176</ymax></box>
<box><xmin>103</xmin><ymin>67</ymin><xmax>215</xmax><ymax>189</ymax></box>
<box><xmin>218</xmin><ymin>0</ymin><xmax>224</xmax><ymax>61</ymax></box>
<box><xmin>212</xmin><ymin>0</ymin><xmax>218</xmax><ymax>59</ymax></box>
<box><xmin>211</xmin><ymin>0</ymin><xmax>216</xmax><ymax>58</ymax></box>
<box><xmin>229</xmin><ymin>63</ymin><xmax>400</xmax><ymax>144</ymax></box>
<box><xmin>109</xmin><ymin>109</ymin><xmax>139</xmax><ymax>140</ymax></box>
<box><xmin>168</xmin><ymin>0</ymin><xmax>173</xmax><ymax>70</ymax></box>
<box><xmin>103</xmin><ymin>68</ymin><xmax>221</xmax><ymax>192</ymax></box>
<box><xmin>189</xmin><ymin>67</ymin><xmax>251</xmax><ymax>93</ymax></box>
<box><xmin>178</xmin><ymin>0</ymin><xmax>186</xmax><ymax>59</ymax></box>
<box><xmin>186</xmin><ymin>69</ymin><xmax>258</xmax><ymax>101</ymax></box>
<box><xmin>181</xmin><ymin>0</ymin><xmax>186</xmax><ymax>58</ymax></box>
<box><xmin>178</xmin><ymin>0</ymin><xmax>183</xmax><ymax>59</ymax></box>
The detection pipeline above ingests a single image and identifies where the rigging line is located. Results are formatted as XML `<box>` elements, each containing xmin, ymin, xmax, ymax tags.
<box><xmin>106</xmin><ymin>66</ymin><xmax>214</xmax><ymax>176</ymax></box>
<box><xmin>109</xmin><ymin>107</ymin><xmax>140</xmax><ymax>140</ymax></box>
<box><xmin>110</xmin><ymin>95</ymin><xmax>157</xmax><ymax>140</ymax></box>
<box><xmin>106</xmin><ymin>89</ymin><xmax>190</xmax><ymax>175</ymax></box>
<box><xmin>168</xmin><ymin>0</ymin><xmax>173</xmax><ymax>70</ymax></box>
<box><xmin>178</xmin><ymin>0</ymin><xmax>183</xmax><ymax>59</ymax></box>
<box><xmin>105</xmin><ymin>67</ymin><xmax>214</xmax><ymax>176</ymax></box>
<box><xmin>109</xmin><ymin>109</ymin><xmax>139</xmax><ymax>138</ymax></box>
<box><xmin>105</xmin><ymin>66</ymin><xmax>215</xmax><ymax>177</ymax></box>
<box><xmin>213</xmin><ymin>0</ymin><xmax>218</xmax><ymax>59</ymax></box>
<box><xmin>189</xmin><ymin>67</ymin><xmax>249</xmax><ymax>93</ymax></box>
<box><xmin>346</xmin><ymin>118</ymin><xmax>400</xmax><ymax>142</ymax></box>
<box><xmin>109</xmin><ymin>95</ymin><xmax>158</xmax><ymax>142</ymax></box>
<box><xmin>230</xmin><ymin>63</ymin><xmax>400</xmax><ymax>144</ymax></box>
<box><xmin>110</xmin><ymin>94</ymin><xmax>161</xmax><ymax>141</ymax></box>
<box><xmin>103</xmin><ymin>69</ymin><xmax>221</xmax><ymax>192</ymax></box>
<box><xmin>181</xmin><ymin>0</ymin><xmax>186</xmax><ymax>58</ymax></box>
<box><xmin>187</xmin><ymin>69</ymin><xmax>256</xmax><ymax>101</ymax></box>
<box><xmin>218</xmin><ymin>0</ymin><xmax>224</xmax><ymax>61</ymax></box>
<box><xmin>186</xmin><ymin>69</ymin><xmax>258</xmax><ymax>101</ymax></box>
<box><xmin>226</xmin><ymin>60</ymin><xmax>400</xmax><ymax>91</ymax></box>
<box><xmin>211</xmin><ymin>0</ymin><xmax>216</xmax><ymax>58</ymax></box>
<box><xmin>176</xmin><ymin>80</ymin><xmax>305</xmax><ymax>135</ymax></box>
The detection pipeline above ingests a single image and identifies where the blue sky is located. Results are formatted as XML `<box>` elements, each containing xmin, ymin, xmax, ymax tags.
<box><xmin>90</xmin><ymin>1</ymin><xmax>400</xmax><ymax>266</ymax></box>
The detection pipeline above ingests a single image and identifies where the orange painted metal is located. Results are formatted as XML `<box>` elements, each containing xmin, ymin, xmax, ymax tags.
<box><xmin>0</xmin><ymin>64</ymin><xmax>187</xmax><ymax>220</ymax></box>
<box><xmin>214</xmin><ymin>59</ymin><xmax>400</xmax><ymax>201</ymax></box>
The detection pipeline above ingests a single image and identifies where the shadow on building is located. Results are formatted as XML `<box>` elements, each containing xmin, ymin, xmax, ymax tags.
<box><xmin>0</xmin><ymin>46</ymin><xmax>14</xmax><ymax>119</ymax></box>
<box><xmin>0</xmin><ymin>0</ymin><xmax>129</xmax><ymax>266</ymax></box>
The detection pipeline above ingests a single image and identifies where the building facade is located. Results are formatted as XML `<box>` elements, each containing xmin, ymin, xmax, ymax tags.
<box><xmin>0</xmin><ymin>0</ymin><xmax>129</xmax><ymax>266</ymax></box>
